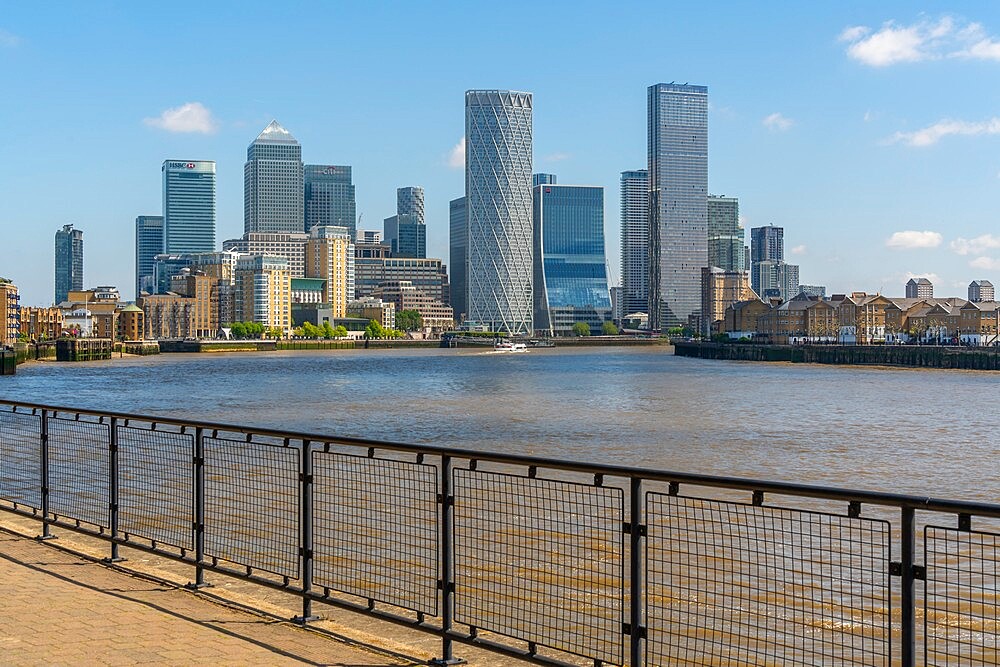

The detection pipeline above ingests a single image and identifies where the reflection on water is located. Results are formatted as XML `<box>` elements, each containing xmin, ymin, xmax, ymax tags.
<box><xmin>3</xmin><ymin>346</ymin><xmax>999</xmax><ymax>501</ymax></box>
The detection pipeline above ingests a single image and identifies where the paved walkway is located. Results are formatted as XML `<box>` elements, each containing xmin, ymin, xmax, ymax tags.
<box><xmin>0</xmin><ymin>530</ymin><xmax>413</xmax><ymax>666</ymax></box>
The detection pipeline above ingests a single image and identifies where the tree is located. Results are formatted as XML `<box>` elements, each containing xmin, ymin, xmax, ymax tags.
<box><xmin>365</xmin><ymin>319</ymin><xmax>386</xmax><ymax>339</ymax></box>
<box><xmin>666</xmin><ymin>326</ymin><xmax>685</xmax><ymax>337</ymax></box>
<box><xmin>572</xmin><ymin>322</ymin><xmax>591</xmax><ymax>337</ymax></box>
<box><xmin>321</xmin><ymin>321</ymin><xmax>336</xmax><ymax>339</ymax></box>
<box><xmin>601</xmin><ymin>321</ymin><xmax>619</xmax><ymax>335</ymax></box>
<box><xmin>230</xmin><ymin>322</ymin><xmax>247</xmax><ymax>339</ymax></box>
<box><xmin>332</xmin><ymin>325</ymin><xmax>348</xmax><ymax>338</ymax></box>
<box><xmin>396</xmin><ymin>309</ymin><xmax>423</xmax><ymax>332</ymax></box>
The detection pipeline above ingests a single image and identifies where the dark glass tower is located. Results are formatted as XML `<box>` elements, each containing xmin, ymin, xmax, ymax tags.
<box><xmin>449</xmin><ymin>197</ymin><xmax>467</xmax><ymax>322</ymax></box>
<box><xmin>620</xmin><ymin>169</ymin><xmax>649</xmax><ymax>317</ymax></box>
<box><xmin>54</xmin><ymin>224</ymin><xmax>84</xmax><ymax>304</ymax></box>
<box><xmin>304</xmin><ymin>165</ymin><xmax>356</xmax><ymax>237</ymax></box>
<box><xmin>648</xmin><ymin>82</ymin><xmax>708</xmax><ymax>330</ymax></box>
<box><xmin>135</xmin><ymin>215</ymin><xmax>164</xmax><ymax>296</ymax></box>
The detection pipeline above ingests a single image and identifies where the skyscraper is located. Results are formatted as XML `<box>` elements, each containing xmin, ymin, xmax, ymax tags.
<box><xmin>532</xmin><ymin>173</ymin><xmax>557</xmax><ymax>187</ymax></box>
<box><xmin>383</xmin><ymin>214</ymin><xmax>426</xmax><ymax>258</ymax></box>
<box><xmin>465</xmin><ymin>89</ymin><xmax>533</xmax><ymax>335</ymax></box>
<box><xmin>162</xmin><ymin>160</ymin><xmax>216</xmax><ymax>254</ymax></box>
<box><xmin>620</xmin><ymin>169</ymin><xmax>649</xmax><ymax>317</ymax></box>
<box><xmin>135</xmin><ymin>215</ymin><xmax>164</xmax><ymax>296</ymax></box>
<box><xmin>54</xmin><ymin>224</ymin><xmax>83</xmax><ymax>304</ymax></box>
<box><xmin>750</xmin><ymin>225</ymin><xmax>783</xmax><ymax>263</ymax></box>
<box><xmin>244</xmin><ymin>120</ymin><xmax>304</xmax><ymax>234</ymax></box>
<box><xmin>304</xmin><ymin>165</ymin><xmax>356</xmax><ymax>237</ymax></box>
<box><xmin>707</xmin><ymin>196</ymin><xmax>744</xmax><ymax>272</ymax></box>
<box><xmin>449</xmin><ymin>197</ymin><xmax>467</xmax><ymax>322</ymax></box>
<box><xmin>532</xmin><ymin>183</ymin><xmax>611</xmax><ymax>336</ymax></box>
<box><xmin>648</xmin><ymin>83</ymin><xmax>709</xmax><ymax>330</ymax></box>
<box><xmin>396</xmin><ymin>186</ymin><xmax>425</xmax><ymax>226</ymax></box>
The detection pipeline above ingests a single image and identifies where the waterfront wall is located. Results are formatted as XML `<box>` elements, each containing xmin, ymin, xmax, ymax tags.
<box><xmin>675</xmin><ymin>341</ymin><xmax>1000</xmax><ymax>370</ymax></box>
<box><xmin>56</xmin><ymin>338</ymin><xmax>113</xmax><ymax>362</ymax></box>
<box><xmin>13</xmin><ymin>342</ymin><xmax>57</xmax><ymax>364</ymax></box>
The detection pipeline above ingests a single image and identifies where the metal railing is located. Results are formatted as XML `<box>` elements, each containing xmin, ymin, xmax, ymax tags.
<box><xmin>0</xmin><ymin>398</ymin><xmax>998</xmax><ymax>666</ymax></box>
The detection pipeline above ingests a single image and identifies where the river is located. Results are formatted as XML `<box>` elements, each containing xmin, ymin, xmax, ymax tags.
<box><xmin>2</xmin><ymin>346</ymin><xmax>996</xmax><ymax>502</ymax></box>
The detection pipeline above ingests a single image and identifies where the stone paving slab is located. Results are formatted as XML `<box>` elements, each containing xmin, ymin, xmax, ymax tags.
<box><xmin>0</xmin><ymin>530</ymin><xmax>413</xmax><ymax>666</ymax></box>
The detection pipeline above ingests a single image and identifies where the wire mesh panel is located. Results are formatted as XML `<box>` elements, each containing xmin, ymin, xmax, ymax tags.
<box><xmin>0</xmin><ymin>410</ymin><xmax>42</xmax><ymax>509</ymax></box>
<box><xmin>925</xmin><ymin>526</ymin><xmax>1000</xmax><ymax>665</ymax></box>
<box><xmin>47</xmin><ymin>415</ymin><xmax>110</xmax><ymax>528</ymax></box>
<box><xmin>646</xmin><ymin>493</ymin><xmax>891</xmax><ymax>667</ymax></box>
<box><xmin>117</xmin><ymin>425</ymin><xmax>193</xmax><ymax>550</ymax></box>
<box><xmin>312</xmin><ymin>451</ymin><xmax>438</xmax><ymax>614</ymax></box>
<box><xmin>452</xmin><ymin>468</ymin><xmax>624</xmax><ymax>664</ymax></box>
<box><xmin>203</xmin><ymin>436</ymin><xmax>299</xmax><ymax>578</ymax></box>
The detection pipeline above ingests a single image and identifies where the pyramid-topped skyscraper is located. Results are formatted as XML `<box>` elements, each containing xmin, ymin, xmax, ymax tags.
<box><xmin>244</xmin><ymin>120</ymin><xmax>304</xmax><ymax>234</ymax></box>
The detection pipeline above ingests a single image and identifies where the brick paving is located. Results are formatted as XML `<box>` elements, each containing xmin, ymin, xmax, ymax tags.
<box><xmin>0</xmin><ymin>530</ymin><xmax>413</xmax><ymax>666</ymax></box>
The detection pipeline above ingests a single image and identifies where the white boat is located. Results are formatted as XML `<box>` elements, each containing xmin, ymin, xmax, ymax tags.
<box><xmin>494</xmin><ymin>341</ymin><xmax>528</xmax><ymax>352</ymax></box>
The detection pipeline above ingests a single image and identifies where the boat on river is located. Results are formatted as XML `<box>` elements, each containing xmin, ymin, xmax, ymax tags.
<box><xmin>494</xmin><ymin>341</ymin><xmax>528</xmax><ymax>352</ymax></box>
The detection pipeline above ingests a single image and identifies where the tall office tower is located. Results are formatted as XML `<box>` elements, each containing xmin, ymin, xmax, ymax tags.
<box><xmin>532</xmin><ymin>173</ymin><xmax>557</xmax><ymax>187</ymax></box>
<box><xmin>304</xmin><ymin>165</ymin><xmax>356</xmax><ymax>237</ymax></box>
<box><xmin>135</xmin><ymin>215</ymin><xmax>164</xmax><ymax>296</ymax></box>
<box><xmin>707</xmin><ymin>196</ymin><xmax>744</xmax><ymax>271</ymax></box>
<box><xmin>245</xmin><ymin>120</ymin><xmax>304</xmax><ymax>234</ymax></box>
<box><xmin>969</xmin><ymin>280</ymin><xmax>995</xmax><ymax>303</ymax></box>
<box><xmin>750</xmin><ymin>225</ymin><xmax>783</xmax><ymax>263</ymax></box>
<box><xmin>305</xmin><ymin>225</ymin><xmax>355</xmax><ymax>317</ymax></box>
<box><xmin>397</xmin><ymin>186</ymin><xmax>425</xmax><ymax>225</ymax></box>
<box><xmin>465</xmin><ymin>89</ymin><xmax>533</xmax><ymax>335</ymax></box>
<box><xmin>620</xmin><ymin>169</ymin><xmax>649</xmax><ymax>317</ymax></box>
<box><xmin>54</xmin><ymin>224</ymin><xmax>84</xmax><ymax>304</ymax></box>
<box><xmin>162</xmin><ymin>160</ymin><xmax>216</xmax><ymax>253</ymax></box>
<box><xmin>222</xmin><ymin>232</ymin><xmax>309</xmax><ymax>278</ymax></box>
<box><xmin>532</xmin><ymin>184</ymin><xmax>611</xmax><ymax>336</ymax></box>
<box><xmin>648</xmin><ymin>83</ymin><xmax>708</xmax><ymax>330</ymax></box>
<box><xmin>383</xmin><ymin>214</ymin><xmax>426</xmax><ymax>258</ymax></box>
<box><xmin>449</xmin><ymin>197</ymin><xmax>468</xmax><ymax>321</ymax></box>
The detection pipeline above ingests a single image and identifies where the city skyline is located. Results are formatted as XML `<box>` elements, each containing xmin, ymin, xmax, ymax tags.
<box><xmin>4</xmin><ymin>3</ymin><xmax>1000</xmax><ymax>305</ymax></box>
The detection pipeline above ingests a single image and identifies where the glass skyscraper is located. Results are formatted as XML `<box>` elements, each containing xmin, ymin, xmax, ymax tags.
<box><xmin>532</xmin><ymin>184</ymin><xmax>611</xmax><ymax>336</ymax></box>
<box><xmin>750</xmin><ymin>224</ymin><xmax>783</xmax><ymax>263</ymax></box>
<box><xmin>532</xmin><ymin>173</ymin><xmax>557</xmax><ymax>187</ymax></box>
<box><xmin>383</xmin><ymin>213</ymin><xmax>426</xmax><ymax>258</ymax></box>
<box><xmin>465</xmin><ymin>89</ymin><xmax>533</xmax><ymax>335</ymax></box>
<box><xmin>162</xmin><ymin>160</ymin><xmax>216</xmax><ymax>254</ymax></box>
<box><xmin>620</xmin><ymin>169</ymin><xmax>649</xmax><ymax>317</ymax></box>
<box><xmin>707</xmin><ymin>195</ymin><xmax>744</xmax><ymax>272</ymax></box>
<box><xmin>648</xmin><ymin>82</ymin><xmax>708</xmax><ymax>330</ymax></box>
<box><xmin>449</xmin><ymin>196</ymin><xmax>467</xmax><ymax>322</ymax></box>
<box><xmin>54</xmin><ymin>224</ymin><xmax>83</xmax><ymax>304</ymax></box>
<box><xmin>304</xmin><ymin>165</ymin><xmax>356</xmax><ymax>237</ymax></box>
<box><xmin>396</xmin><ymin>186</ymin><xmax>424</xmax><ymax>225</ymax></box>
<box><xmin>245</xmin><ymin>121</ymin><xmax>304</xmax><ymax>234</ymax></box>
<box><xmin>135</xmin><ymin>215</ymin><xmax>164</xmax><ymax>297</ymax></box>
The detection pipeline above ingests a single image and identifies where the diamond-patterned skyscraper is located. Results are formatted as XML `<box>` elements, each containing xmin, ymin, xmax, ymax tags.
<box><xmin>465</xmin><ymin>90</ymin><xmax>533</xmax><ymax>335</ymax></box>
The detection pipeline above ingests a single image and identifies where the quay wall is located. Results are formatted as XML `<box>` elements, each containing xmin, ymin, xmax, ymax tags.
<box><xmin>675</xmin><ymin>341</ymin><xmax>1000</xmax><ymax>370</ymax></box>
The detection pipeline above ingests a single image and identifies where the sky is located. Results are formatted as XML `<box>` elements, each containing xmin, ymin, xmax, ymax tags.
<box><xmin>2</xmin><ymin>1</ymin><xmax>1000</xmax><ymax>305</ymax></box>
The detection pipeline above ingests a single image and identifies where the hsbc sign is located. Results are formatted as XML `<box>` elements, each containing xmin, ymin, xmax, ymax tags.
<box><xmin>167</xmin><ymin>162</ymin><xmax>203</xmax><ymax>170</ymax></box>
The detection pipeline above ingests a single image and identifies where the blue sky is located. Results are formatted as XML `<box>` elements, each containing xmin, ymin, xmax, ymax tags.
<box><xmin>2</xmin><ymin>1</ymin><xmax>1000</xmax><ymax>305</ymax></box>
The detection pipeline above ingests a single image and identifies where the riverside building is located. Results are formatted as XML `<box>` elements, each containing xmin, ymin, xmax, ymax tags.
<box><xmin>244</xmin><ymin>121</ymin><xmax>304</xmax><ymax>234</ymax></box>
<box><xmin>532</xmin><ymin>182</ymin><xmax>612</xmax><ymax>336</ymax></box>
<box><xmin>162</xmin><ymin>160</ymin><xmax>216</xmax><ymax>254</ymax></box>
<box><xmin>223</xmin><ymin>232</ymin><xmax>308</xmax><ymax>278</ymax></box>
<box><xmin>465</xmin><ymin>89</ymin><xmax>533</xmax><ymax>335</ymax></box>
<box><xmin>648</xmin><ymin>83</ymin><xmax>708</xmax><ymax>330</ymax></box>
<box><xmin>305</xmin><ymin>225</ymin><xmax>354</xmax><ymax>318</ymax></box>
<box><xmin>0</xmin><ymin>279</ymin><xmax>19</xmax><ymax>346</ymax></box>
<box><xmin>234</xmin><ymin>255</ymin><xmax>292</xmax><ymax>335</ymax></box>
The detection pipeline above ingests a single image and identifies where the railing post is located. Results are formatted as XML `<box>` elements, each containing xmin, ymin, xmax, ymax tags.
<box><xmin>37</xmin><ymin>409</ymin><xmax>54</xmax><ymax>540</ymax></box>
<box><xmin>294</xmin><ymin>439</ymin><xmax>318</xmax><ymax>623</ymax></box>
<box><xmin>187</xmin><ymin>426</ymin><xmax>209</xmax><ymax>588</ymax></box>
<box><xmin>629</xmin><ymin>477</ymin><xmax>645</xmax><ymax>666</ymax></box>
<box><xmin>431</xmin><ymin>455</ymin><xmax>464</xmax><ymax>665</ymax></box>
<box><xmin>106</xmin><ymin>416</ymin><xmax>124</xmax><ymax>562</ymax></box>
<box><xmin>901</xmin><ymin>506</ymin><xmax>916</xmax><ymax>667</ymax></box>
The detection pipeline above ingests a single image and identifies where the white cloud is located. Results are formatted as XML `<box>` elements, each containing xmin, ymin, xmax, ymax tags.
<box><xmin>143</xmin><ymin>102</ymin><xmax>218</xmax><ymax>134</ymax></box>
<box><xmin>951</xmin><ymin>234</ymin><xmax>1000</xmax><ymax>256</ymax></box>
<box><xmin>885</xmin><ymin>230</ymin><xmax>943</xmax><ymax>249</ymax></box>
<box><xmin>762</xmin><ymin>112</ymin><xmax>793</xmax><ymax>131</ymax></box>
<box><xmin>970</xmin><ymin>256</ymin><xmax>1000</xmax><ymax>270</ymax></box>
<box><xmin>544</xmin><ymin>152</ymin><xmax>570</xmax><ymax>162</ymax></box>
<box><xmin>887</xmin><ymin>117</ymin><xmax>1000</xmax><ymax>147</ymax></box>
<box><xmin>790</xmin><ymin>244</ymin><xmax>807</xmax><ymax>256</ymax></box>
<box><xmin>841</xmin><ymin>16</ymin><xmax>1000</xmax><ymax>66</ymax></box>
<box><xmin>0</xmin><ymin>29</ymin><xmax>20</xmax><ymax>48</ymax></box>
<box><xmin>447</xmin><ymin>137</ymin><xmax>465</xmax><ymax>169</ymax></box>
<box><xmin>863</xmin><ymin>110</ymin><xmax>877</xmax><ymax>122</ymax></box>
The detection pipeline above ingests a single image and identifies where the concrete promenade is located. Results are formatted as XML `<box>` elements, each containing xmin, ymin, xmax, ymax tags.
<box><xmin>0</xmin><ymin>529</ymin><xmax>413</xmax><ymax>666</ymax></box>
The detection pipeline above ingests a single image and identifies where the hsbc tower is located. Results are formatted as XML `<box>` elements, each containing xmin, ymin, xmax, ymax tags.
<box><xmin>162</xmin><ymin>159</ymin><xmax>217</xmax><ymax>254</ymax></box>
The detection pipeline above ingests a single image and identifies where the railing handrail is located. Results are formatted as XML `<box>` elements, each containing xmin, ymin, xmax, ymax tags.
<box><xmin>3</xmin><ymin>397</ymin><xmax>999</xmax><ymax>518</ymax></box>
